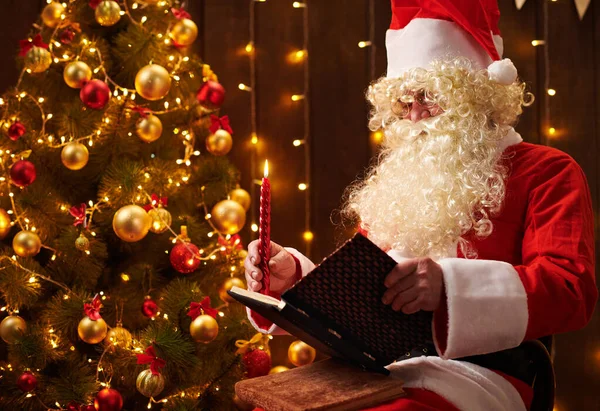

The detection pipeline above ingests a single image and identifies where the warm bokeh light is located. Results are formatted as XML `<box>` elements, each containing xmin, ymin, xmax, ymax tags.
<box><xmin>303</xmin><ymin>231</ymin><xmax>314</xmax><ymax>241</ymax></box>
<box><xmin>238</xmin><ymin>83</ymin><xmax>251</xmax><ymax>91</ymax></box>
<box><xmin>293</xmin><ymin>2</ymin><xmax>306</xmax><ymax>7</ymax></box>
<box><xmin>293</xmin><ymin>139</ymin><xmax>304</xmax><ymax>147</ymax></box>
<box><xmin>370</xmin><ymin>130</ymin><xmax>384</xmax><ymax>145</ymax></box>
<box><xmin>358</xmin><ymin>41</ymin><xmax>372</xmax><ymax>48</ymax></box>
<box><xmin>298</xmin><ymin>183</ymin><xmax>307</xmax><ymax>191</ymax></box>
<box><xmin>548</xmin><ymin>127</ymin><xmax>557</xmax><ymax>136</ymax></box>
<box><xmin>547</xmin><ymin>88</ymin><xmax>556</xmax><ymax>96</ymax></box>
<box><xmin>531</xmin><ymin>39</ymin><xmax>546</xmax><ymax>46</ymax></box>
<box><xmin>251</xmin><ymin>133</ymin><xmax>259</xmax><ymax>145</ymax></box>
<box><xmin>245</xmin><ymin>42</ymin><xmax>254</xmax><ymax>54</ymax></box>
<box><xmin>291</xmin><ymin>94</ymin><xmax>305</xmax><ymax>102</ymax></box>
<box><xmin>251</xmin><ymin>223</ymin><xmax>259</xmax><ymax>232</ymax></box>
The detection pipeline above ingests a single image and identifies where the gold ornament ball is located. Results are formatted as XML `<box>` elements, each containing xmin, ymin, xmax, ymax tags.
<box><xmin>219</xmin><ymin>277</ymin><xmax>245</xmax><ymax>304</ymax></box>
<box><xmin>0</xmin><ymin>208</ymin><xmax>12</xmax><ymax>240</ymax></box>
<box><xmin>135</xmin><ymin>64</ymin><xmax>172</xmax><ymax>101</ymax></box>
<box><xmin>78</xmin><ymin>316</ymin><xmax>108</xmax><ymax>344</ymax></box>
<box><xmin>75</xmin><ymin>233</ymin><xmax>90</xmax><ymax>251</ymax></box>
<box><xmin>269</xmin><ymin>366</ymin><xmax>290</xmax><ymax>375</ymax></box>
<box><xmin>105</xmin><ymin>325</ymin><xmax>132</xmax><ymax>349</ymax></box>
<box><xmin>0</xmin><ymin>315</ymin><xmax>27</xmax><ymax>344</ymax></box>
<box><xmin>205</xmin><ymin>129</ymin><xmax>233</xmax><ymax>156</ymax></box>
<box><xmin>95</xmin><ymin>0</ymin><xmax>121</xmax><ymax>27</ymax></box>
<box><xmin>211</xmin><ymin>200</ymin><xmax>246</xmax><ymax>235</ymax></box>
<box><xmin>169</xmin><ymin>18</ymin><xmax>198</xmax><ymax>47</ymax></box>
<box><xmin>136</xmin><ymin>369</ymin><xmax>165</xmax><ymax>398</ymax></box>
<box><xmin>136</xmin><ymin>114</ymin><xmax>163</xmax><ymax>143</ymax></box>
<box><xmin>288</xmin><ymin>340</ymin><xmax>316</xmax><ymax>367</ymax></box>
<box><xmin>229</xmin><ymin>188</ymin><xmax>251</xmax><ymax>211</ymax></box>
<box><xmin>63</xmin><ymin>61</ymin><xmax>92</xmax><ymax>89</ymax></box>
<box><xmin>13</xmin><ymin>230</ymin><xmax>42</xmax><ymax>258</ymax></box>
<box><xmin>113</xmin><ymin>205</ymin><xmax>152</xmax><ymax>242</ymax></box>
<box><xmin>189</xmin><ymin>314</ymin><xmax>219</xmax><ymax>343</ymax></box>
<box><xmin>61</xmin><ymin>142</ymin><xmax>89</xmax><ymax>170</ymax></box>
<box><xmin>41</xmin><ymin>2</ymin><xmax>64</xmax><ymax>28</ymax></box>
<box><xmin>148</xmin><ymin>207</ymin><xmax>171</xmax><ymax>234</ymax></box>
<box><xmin>24</xmin><ymin>47</ymin><xmax>52</xmax><ymax>73</ymax></box>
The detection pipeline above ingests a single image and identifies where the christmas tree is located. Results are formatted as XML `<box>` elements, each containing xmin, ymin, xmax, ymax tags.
<box><xmin>0</xmin><ymin>1</ymin><xmax>264</xmax><ymax>410</ymax></box>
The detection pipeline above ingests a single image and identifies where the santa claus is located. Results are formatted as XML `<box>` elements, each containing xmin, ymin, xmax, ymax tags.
<box><xmin>243</xmin><ymin>0</ymin><xmax>597</xmax><ymax>410</ymax></box>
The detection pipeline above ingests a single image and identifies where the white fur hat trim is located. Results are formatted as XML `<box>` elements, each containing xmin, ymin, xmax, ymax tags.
<box><xmin>488</xmin><ymin>59</ymin><xmax>518</xmax><ymax>85</ymax></box>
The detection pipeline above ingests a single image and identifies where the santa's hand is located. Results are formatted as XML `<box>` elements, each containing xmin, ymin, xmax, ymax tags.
<box><xmin>381</xmin><ymin>257</ymin><xmax>444</xmax><ymax>314</ymax></box>
<box><xmin>244</xmin><ymin>240</ymin><xmax>297</xmax><ymax>294</ymax></box>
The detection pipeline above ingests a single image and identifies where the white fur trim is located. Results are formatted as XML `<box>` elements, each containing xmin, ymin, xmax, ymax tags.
<box><xmin>498</xmin><ymin>127</ymin><xmax>523</xmax><ymax>152</ymax></box>
<box><xmin>488</xmin><ymin>58</ymin><xmax>518</xmax><ymax>85</ymax></box>
<box><xmin>435</xmin><ymin>258</ymin><xmax>528</xmax><ymax>359</ymax></box>
<box><xmin>387</xmin><ymin>356</ymin><xmax>526</xmax><ymax>411</ymax></box>
<box><xmin>386</xmin><ymin>19</ymin><xmax>495</xmax><ymax>78</ymax></box>
<box><xmin>246</xmin><ymin>248</ymin><xmax>315</xmax><ymax>336</ymax></box>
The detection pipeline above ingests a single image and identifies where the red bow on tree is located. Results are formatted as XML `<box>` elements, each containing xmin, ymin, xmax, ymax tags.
<box><xmin>69</xmin><ymin>203</ymin><xmax>87</xmax><ymax>227</ymax></box>
<box><xmin>136</xmin><ymin>345</ymin><xmax>166</xmax><ymax>375</ymax></box>
<box><xmin>209</xmin><ymin>115</ymin><xmax>233</xmax><ymax>135</ymax></box>
<box><xmin>83</xmin><ymin>295</ymin><xmax>102</xmax><ymax>321</ymax></box>
<box><xmin>171</xmin><ymin>8</ymin><xmax>191</xmax><ymax>20</ymax></box>
<box><xmin>89</xmin><ymin>0</ymin><xmax>102</xmax><ymax>9</ymax></box>
<box><xmin>187</xmin><ymin>296</ymin><xmax>218</xmax><ymax>320</ymax></box>
<box><xmin>143</xmin><ymin>194</ymin><xmax>168</xmax><ymax>212</ymax></box>
<box><xmin>19</xmin><ymin>34</ymin><xmax>49</xmax><ymax>57</ymax></box>
<box><xmin>132</xmin><ymin>106</ymin><xmax>151</xmax><ymax>119</ymax></box>
<box><xmin>218</xmin><ymin>234</ymin><xmax>243</xmax><ymax>251</ymax></box>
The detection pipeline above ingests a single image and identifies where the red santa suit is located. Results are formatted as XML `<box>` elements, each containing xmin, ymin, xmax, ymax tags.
<box><xmin>247</xmin><ymin>1</ymin><xmax>597</xmax><ymax>410</ymax></box>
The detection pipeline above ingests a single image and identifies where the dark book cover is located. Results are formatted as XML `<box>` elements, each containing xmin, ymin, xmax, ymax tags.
<box><xmin>229</xmin><ymin>234</ymin><xmax>433</xmax><ymax>374</ymax></box>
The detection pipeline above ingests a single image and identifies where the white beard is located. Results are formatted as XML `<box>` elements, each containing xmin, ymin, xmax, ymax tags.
<box><xmin>345</xmin><ymin>118</ymin><xmax>508</xmax><ymax>259</ymax></box>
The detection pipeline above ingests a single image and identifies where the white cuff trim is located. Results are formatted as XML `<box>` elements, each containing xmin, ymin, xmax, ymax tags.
<box><xmin>436</xmin><ymin>258</ymin><xmax>528</xmax><ymax>359</ymax></box>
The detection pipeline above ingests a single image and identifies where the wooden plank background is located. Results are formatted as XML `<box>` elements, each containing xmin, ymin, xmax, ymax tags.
<box><xmin>0</xmin><ymin>1</ymin><xmax>598</xmax><ymax>409</ymax></box>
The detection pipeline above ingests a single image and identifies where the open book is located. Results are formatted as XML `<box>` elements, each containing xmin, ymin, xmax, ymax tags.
<box><xmin>228</xmin><ymin>234</ymin><xmax>433</xmax><ymax>375</ymax></box>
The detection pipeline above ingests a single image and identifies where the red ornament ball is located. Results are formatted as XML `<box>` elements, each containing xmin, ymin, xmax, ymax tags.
<box><xmin>66</xmin><ymin>401</ymin><xmax>81</xmax><ymax>411</ymax></box>
<box><xmin>196</xmin><ymin>81</ymin><xmax>225</xmax><ymax>110</ymax></box>
<box><xmin>243</xmin><ymin>349</ymin><xmax>272</xmax><ymax>378</ymax></box>
<box><xmin>60</xmin><ymin>28</ymin><xmax>76</xmax><ymax>44</ymax></box>
<box><xmin>16</xmin><ymin>371</ymin><xmax>37</xmax><ymax>392</ymax></box>
<box><xmin>8</xmin><ymin>122</ymin><xmax>26</xmax><ymax>141</ymax></box>
<box><xmin>141</xmin><ymin>298</ymin><xmax>159</xmax><ymax>319</ymax></box>
<box><xmin>94</xmin><ymin>388</ymin><xmax>123</xmax><ymax>411</ymax></box>
<box><xmin>10</xmin><ymin>160</ymin><xmax>36</xmax><ymax>188</ymax></box>
<box><xmin>80</xmin><ymin>79</ymin><xmax>110</xmax><ymax>110</ymax></box>
<box><xmin>81</xmin><ymin>406</ymin><xmax>95</xmax><ymax>411</ymax></box>
<box><xmin>170</xmin><ymin>241</ymin><xmax>201</xmax><ymax>274</ymax></box>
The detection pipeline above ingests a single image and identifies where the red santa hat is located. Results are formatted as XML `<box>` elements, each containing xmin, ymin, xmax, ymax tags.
<box><xmin>386</xmin><ymin>0</ymin><xmax>517</xmax><ymax>85</ymax></box>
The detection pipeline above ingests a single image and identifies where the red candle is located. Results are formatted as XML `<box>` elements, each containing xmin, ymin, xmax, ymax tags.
<box><xmin>259</xmin><ymin>160</ymin><xmax>271</xmax><ymax>295</ymax></box>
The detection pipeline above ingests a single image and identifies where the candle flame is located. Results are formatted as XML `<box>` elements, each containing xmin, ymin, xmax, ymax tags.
<box><xmin>264</xmin><ymin>160</ymin><xmax>269</xmax><ymax>178</ymax></box>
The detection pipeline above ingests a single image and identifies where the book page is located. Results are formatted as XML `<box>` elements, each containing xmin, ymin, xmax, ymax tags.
<box><xmin>230</xmin><ymin>286</ymin><xmax>286</xmax><ymax>309</ymax></box>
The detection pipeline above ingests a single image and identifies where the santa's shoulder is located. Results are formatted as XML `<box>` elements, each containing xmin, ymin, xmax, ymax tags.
<box><xmin>506</xmin><ymin>141</ymin><xmax>587</xmax><ymax>187</ymax></box>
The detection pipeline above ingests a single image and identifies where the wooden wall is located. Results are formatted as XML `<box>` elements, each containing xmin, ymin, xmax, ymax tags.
<box><xmin>0</xmin><ymin>1</ymin><xmax>598</xmax><ymax>409</ymax></box>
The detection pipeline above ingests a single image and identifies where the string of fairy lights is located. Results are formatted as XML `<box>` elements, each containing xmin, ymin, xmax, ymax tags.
<box><xmin>241</xmin><ymin>0</ymin><xmax>313</xmax><ymax>256</ymax></box>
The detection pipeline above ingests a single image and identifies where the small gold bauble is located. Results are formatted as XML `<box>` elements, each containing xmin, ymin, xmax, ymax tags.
<box><xmin>136</xmin><ymin>114</ymin><xmax>163</xmax><ymax>143</ymax></box>
<box><xmin>136</xmin><ymin>369</ymin><xmax>165</xmax><ymax>398</ymax></box>
<box><xmin>61</xmin><ymin>142</ymin><xmax>89</xmax><ymax>170</ymax></box>
<box><xmin>169</xmin><ymin>18</ymin><xmax>198</xmax><ymax>47</ymax></box>
<box><xmin>63</xmin><ymin>61</ymin><xmax>92</xmax><ymax>89</ymax></box>
<box><xmin>229</xmin><ymin>188</ymin><xmax>251</xmax><ymax>211</ymax></box>
<box><xmin>219</xmin><ymin>277</ymin><xmax>245</xmax><ymax>304</ymax></box>
<box><xmin>0</xmin><ymin>208</ymin><xmax>12</xmax><ymax>240</ymax></box>
<box><xmin>148</xmin><ymin>207</ymin><xmax>171</xmax><ymax>234</ymax></box>
<box><xmin>113</xmin><ymin>205</ymin><xmax>152</xmax><ymax>242</ymax></box>
<box><xmin>211</xmin><ymin>200</ymin><xmax>246</xmax><ymax>235</ymax></box>
<box><xmin>13</xmin><ymin>230</ymin><xmax>42</xmax><ymax>258</ymax></box>
<box><xmin>24</xmin><ymin>47</ymin><xmax>52</xmax><ymax>73</ymax></box>
<box><xmin>104</xmin><ymin>325</ymin><xmax>132</xmax><ymax>349</ymax></box>
<box><xmin>41</xmin><ymin>2</ymin><xmax>65</xmax><ymax>28</ymax></box>
<box><xmin>189</xmin><ymin>314</ymin><xmax>219</xmax><ymax>343</ymax></box>
<box><xmin>75</xmin><ymin>233</ymin><xmax>90</xmax><ymax>251</ymax></box>
<box><xmin>95</xmin><ymin>0</ymin><xmax>121</xmax><ymax>27</ymax></box>
<box><xmin>135</xmin><ymin>64</ymin><xmax>172</xmax><ymax>101</ymax></box>
<box><xmin>205</xmin><ymin>129</ymin><xmax>233</xmax><ymax>156</ymax></box>
<box><xmin>288</xmin><ymin>340</ymin><xmax>316</xmax><ymax>367</ymax></box>
<box><xmin>269</xmin><ymin>365</ymin><xmax>290</xmax><ymax>375</ymax></box>
<box><xmin>78</xmin><ymin>316</ymin><xmax>108</xmax><ymax>344</ymax></box>
<box><xmin>0</xmin><ymin>315</ymin><xmax>27</xmax><ymax>344</ymax></box>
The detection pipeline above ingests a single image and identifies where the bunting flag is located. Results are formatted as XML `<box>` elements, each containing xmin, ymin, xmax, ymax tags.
<box><xmin>515</xmin><ymin>0</ymin><xmax>590</xmax><ymax>20</ymax></box>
